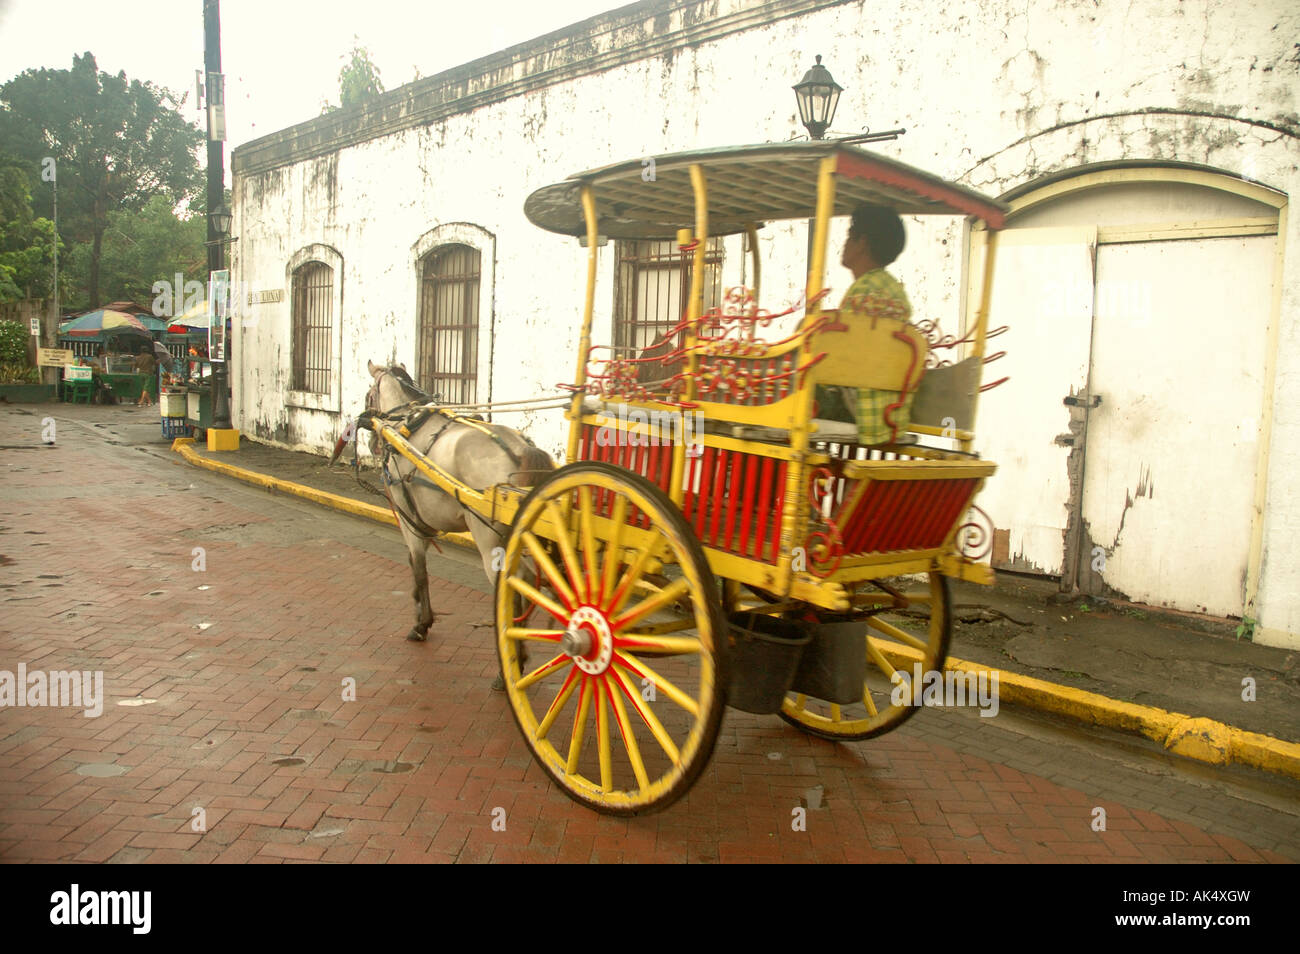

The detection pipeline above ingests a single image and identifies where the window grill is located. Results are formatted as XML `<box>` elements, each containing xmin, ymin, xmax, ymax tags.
<box><xmin>291</xmin><ymin>261</ymin><xmax>333</xmax><ymax>394</ymax></box>
<box><xmin>417</xmin><ymin>244</ymin><xmax>481</xmax><ymax>406</ymax></box>
<box><xmin>613</xmin><ymin>239</ymin><xmax>724</xmax><ymax>375</ymax></box>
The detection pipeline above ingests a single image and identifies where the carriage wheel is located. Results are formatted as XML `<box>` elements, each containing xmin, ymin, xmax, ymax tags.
<box><xmin>495</xmin><ymin>461</ymin><xmax>727</xmax><ymax>815</ymax></box>
<box><xmin>778</xmin><ymin>572</ymin><xmax>951</xmax><ymax>741</ymax></box>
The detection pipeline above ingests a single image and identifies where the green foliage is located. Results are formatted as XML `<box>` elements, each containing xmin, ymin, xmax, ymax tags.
<box><xmin>1235</xmin><ymin>616</ymin><xmax>1256</xmax><ymax>641</ymax></box>
<box><xmin>76</xmin><ymin>194</ymin><xmax>206</xmax><ymax>306</ymax></box>
<box><xmin>0</xmin><ymin>52</ymin><xmax>203</xmax><ymax>307</ymax></box>
<box><xmin>323</xmin><ymin>38</ymin><xmax>384</xmax><ymax>112</ymax></box>
<box><xmin>0</xmin><ymin>320</ymin><xmax>29</xmax><ymax>364</ymax></box>
<box><xmin>0</xmin><ymin>362</ymin><xmax>40</xmax><ymax>384</ymax></box>
<box><xmin>0</xmin><ymin>215</ymin><xmax>60</xmax><ymax>303</ymax></box>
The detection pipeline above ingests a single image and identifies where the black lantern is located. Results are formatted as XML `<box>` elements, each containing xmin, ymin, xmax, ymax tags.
<box><xmin>209</xmin><ymin>204</ymin><xmax>232</xmax><ymax>237</ymax></box>
<box><xmin>793</xmin><ymin>55</ymin><xmax>843</xmax><ymax>140</ymax></box>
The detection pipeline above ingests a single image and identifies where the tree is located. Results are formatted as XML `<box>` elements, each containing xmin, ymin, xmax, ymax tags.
<box><xmin>322</xmin><ymin>39</ymin><xmax>385</xmax><ymax>113</ymax></box>
<box><xmin>0</xmin><ymin>151</ymin><xmax>61</xmax><ymax>303</ymax></box>
<box><xmin>0</xmin><ymin>53</ymin><xmax>203</xmax><ymax>308</ymax></box>
<box><xmin>61</xmin><ymin>194</ymin><xmax>206</xmax><ymax>307</ymax></box>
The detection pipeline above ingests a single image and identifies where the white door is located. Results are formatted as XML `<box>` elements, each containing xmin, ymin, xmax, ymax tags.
<box><xmin>1080</xmin><ymin>235</ymin><xmax>1274</xmax><ymax>615</ymax></box>
<box><xmin>967</xmin><ymin>226</ymin><xmax>1097</xmax><ymax>575</ymax></box>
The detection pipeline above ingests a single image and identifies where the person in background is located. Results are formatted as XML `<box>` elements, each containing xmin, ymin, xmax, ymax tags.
<box><xmin>86</xmin><ymin>347</ymin><xmax>115</xmax><ymax>404</ymax></box>
<box><xmin>134</xmin><ymin>345</ymin><xmax>156</xmax><ymax>406</ymax></box>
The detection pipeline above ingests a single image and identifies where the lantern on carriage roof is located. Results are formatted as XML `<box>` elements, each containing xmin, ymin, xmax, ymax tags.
<box><xmin>793</xmin><ymin>55</ymin><xmax>843</xmax><ymax>140</ymax></box>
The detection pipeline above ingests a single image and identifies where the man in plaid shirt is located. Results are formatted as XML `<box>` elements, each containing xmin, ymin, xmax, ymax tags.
<box><xmin>816</xmin><ymin>204</ymin><xmax>915</xmax><ymax>445</ymax></box>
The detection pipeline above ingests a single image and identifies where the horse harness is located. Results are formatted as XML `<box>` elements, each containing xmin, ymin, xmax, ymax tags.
<box><xmin>362</xmin><ymin>390</ymin><xmax>537</xmax><ymax>544</ymax></box>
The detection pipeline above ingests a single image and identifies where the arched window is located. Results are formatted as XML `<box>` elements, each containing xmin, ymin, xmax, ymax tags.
<box><xmin>291</xmin><ymin>260</ymin><xmax>334</xmax><ymax>395</ymax></box>
<box><xmin>416</xmin><ymin>243</ymin><xmax>481</xmax><ymax>405</ymax></box>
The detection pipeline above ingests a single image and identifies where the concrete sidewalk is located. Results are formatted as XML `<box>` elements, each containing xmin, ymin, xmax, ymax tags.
<box><xmin>176</xmin><ymin>432</ymin><xmax>1300</xmax><ymax>781</ymax></box>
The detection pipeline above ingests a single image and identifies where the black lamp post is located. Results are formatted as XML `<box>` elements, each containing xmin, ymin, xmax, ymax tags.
<box><xmin>793</xmin><ymin>55</ymin><xmax>843</xmax><ymax>140</ymax></box>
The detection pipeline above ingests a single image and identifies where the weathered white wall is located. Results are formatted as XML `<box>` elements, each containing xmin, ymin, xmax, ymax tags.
<box><xmin>232</xmin><ymin>0</ymin><xmax>1299</xmax><ymax>644</ymax></box>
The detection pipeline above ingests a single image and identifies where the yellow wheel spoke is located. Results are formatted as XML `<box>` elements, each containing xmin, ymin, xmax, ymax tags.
<box><xmin>606</xmin><ymin>532</ymin><xmax>665</xmax><ymax>616</ymax></box>
<box><xmin>600</xmin><ymin>495</ymin><xmax>629</xmax><ymax>604</ymax></box>
<box><xmin>866</xmin><ymin>638</ymin><xmax>900</xmax><ymax>680</ymax></box>
<box><xmin>596</xmin><ymin>681</ymin><xmax>613</xmax><ymax>792</ymax></box>
<box><xmin>617</xmin><ymin>633</ymin><xmax>702</xmax><ymax>655</ymax></box>
<box><xmin>545</xmin><ymin>499</ymin><xmax>587</xmax><ymax>603</ymax></box>
<box><xmin>623</xmin><ymin>616</ymin><xmax>699</xmax><ymax>636</ymax></box>
<box><xmin>536</xmin><ymin>666</ymin><xmax>581</xmax><ymax>740</ymax></box>
<box><xmin>607</xmin><ymin>675</ymin><xmax>650</xmax><ymax>792</ymax></box>
<box><xmin>830</xmin><ymin>703</ymin><xmax>843</xmax><ymax>723</ymax></box>
<box><xmin>614</xmin><ymin>651</ymin><xmax>700</xmax><ymax>718</ymax></box>
<box><xmin>862</xmin><ymin>687</ymin><xmax>879</xmax><ymax>716</ymax></box>
<box><xmin>566</xmin><ymin>677</ymin><xmax>592</xmax><ymax>774</ymax></box>
<box><xmin>503</xmin><ymin>627</ymin><xmax>564</xmax><ymax>643</ymax></box>
<box><xmin>868</xmin><ymin>615</ymin><xmax>928</xmax><ymax>651</ymax></box>
<box><xmin>507</xmin><ymin>576</ymin><xmax>568</xmax><ymax>627</ymax></box>
<box><xmin>518</xmin><ymin>653</ymin><xmax>569</xmax><ymax>691</ymax></box>
<box><xmin>613</xmin><ymin>577</ymin><xmax>691</xmax><ymax>631</ymax></box>
<box><xmin>577</xmin><ymin>486</ymin><xmax>599</xmax><ymax>601</ymax></box>
<box><xmin>611</xmin><ymin>664</ymin><xmax>680</xmax><ymax>765</ymax></box>
<box><xmin>522</xmin><ymin>532</ymin><xmax>576</xmax><ymax>610</ymax></box>
<box><xmin>793</xmin><ymin>693</ymin><xmax>807</xmax><ymax>711</ymax></box>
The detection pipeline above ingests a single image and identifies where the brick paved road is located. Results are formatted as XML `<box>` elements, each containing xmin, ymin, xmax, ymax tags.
<box><xmin>2</xmin><ymin>405</ymin><xmax>1298</xmax><ymax>863</ymax></box>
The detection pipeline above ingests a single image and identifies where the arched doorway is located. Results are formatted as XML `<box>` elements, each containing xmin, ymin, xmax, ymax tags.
<box><xmin>968</xmin><ymin>165</ymin><xmax>1284</xmax><ymax>617</ymax></box>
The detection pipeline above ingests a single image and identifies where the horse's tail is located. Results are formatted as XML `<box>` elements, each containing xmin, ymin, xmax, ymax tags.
<box><xmin>511</xmin><ymin>445</ymin><xmax>556</xmax><ymax>488</ymax></box>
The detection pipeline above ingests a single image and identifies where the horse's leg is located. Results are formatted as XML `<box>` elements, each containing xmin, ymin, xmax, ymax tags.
<box><xmin>466</xmin><ymin>516</ymin><xmax>535</xmax><ymax>690</ymax></box>
<box><xmin>398</xmin><ymin>518</ymin><xmax>435</xmax><ymax>642</ymax></box>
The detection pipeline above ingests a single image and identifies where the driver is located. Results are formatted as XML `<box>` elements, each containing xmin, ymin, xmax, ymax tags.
<box><xmin>816</xmin><ymin>204</ymin><xmax>916</xmax><ymax>445</ymax></box>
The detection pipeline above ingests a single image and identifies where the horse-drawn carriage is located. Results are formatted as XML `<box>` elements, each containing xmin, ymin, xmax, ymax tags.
<box><xmin>359</xmin><ymin>141</ymin><xmax>1008</xmax><ymax>814</ymax></box>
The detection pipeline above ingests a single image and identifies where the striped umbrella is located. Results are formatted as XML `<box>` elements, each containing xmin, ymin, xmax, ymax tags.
<box><xmin>58</xmin><ymin>309</ymin><xmax>152</xmax><ymax>338</ymax></box>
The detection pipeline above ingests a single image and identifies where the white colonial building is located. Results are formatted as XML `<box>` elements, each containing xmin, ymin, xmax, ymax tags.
<box><xmin>229</xmin><ymin>0</ymin><xmax>1300</xmax><ymax>648</ymax></box>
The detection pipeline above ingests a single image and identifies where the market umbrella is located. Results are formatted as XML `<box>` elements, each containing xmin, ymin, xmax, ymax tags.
<box><xmin>170</xmin><ymin>298</ymin><xmax>210</xmax><ymax>331</ymax></box>
<box><xmin>59</xmin><ymin>309</ymin><xmax>152</xmax><ymax>338</ymax></box>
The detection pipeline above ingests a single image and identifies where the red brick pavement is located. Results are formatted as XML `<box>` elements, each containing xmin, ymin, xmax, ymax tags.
<box><xmin>0</xmin><ymin>416</ymin><xmax>1291</xmax><ymax>863</ymax></box>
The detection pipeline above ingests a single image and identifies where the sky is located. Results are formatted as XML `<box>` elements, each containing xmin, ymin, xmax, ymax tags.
<box><xmin>0</xmin><ymin>0</ymin><xmax>629</xmax><ymax>151</ymax></box>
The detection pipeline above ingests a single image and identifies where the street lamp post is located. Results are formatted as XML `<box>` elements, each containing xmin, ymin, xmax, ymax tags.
<box><xmin>793</xmin><ymin>55</ymin><xmax>843</xmax><ymax>140</ymax></box>
<box><xmin>205</xmin><ymin>0</ymin><xmax>234</xmax><ymax>437</ymax></box>
<box><xmin>792</xmin><ymin>56</ymin><xmax>908</xmax><ymax>267</ymax></box>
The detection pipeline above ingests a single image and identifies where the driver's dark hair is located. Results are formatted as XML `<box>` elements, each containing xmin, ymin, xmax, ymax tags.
<box><xmin>848</xmin><ymin>204</ymin><xmax>906</xmax><ymax>267</ymax></box>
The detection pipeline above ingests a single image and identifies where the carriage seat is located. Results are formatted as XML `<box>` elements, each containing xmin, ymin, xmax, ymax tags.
<box><xmin>804</xmin><ymin>308</ymin><xmax>928</xmax><ymax>446</ymax></box>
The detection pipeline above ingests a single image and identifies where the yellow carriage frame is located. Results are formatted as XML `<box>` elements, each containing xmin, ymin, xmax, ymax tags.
<box><xmin>373</xmin><ymin>142</ymin><xmax>1009</xmax><ymax>814</ymax></box>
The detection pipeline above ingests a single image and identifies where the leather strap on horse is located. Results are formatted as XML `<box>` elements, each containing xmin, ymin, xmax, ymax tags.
<box><xmin>381</xmin><ymin>445</ymin><xmax>444</xmax><ymax>550</ymax></box>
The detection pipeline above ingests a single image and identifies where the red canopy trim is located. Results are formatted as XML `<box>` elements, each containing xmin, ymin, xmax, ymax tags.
<box><xmin>835</xmin><ymin>153</ymin><xmax>1006</xmax><ymax>229</ymax></box>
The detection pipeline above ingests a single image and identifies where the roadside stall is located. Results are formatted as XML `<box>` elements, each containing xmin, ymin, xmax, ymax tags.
<box><xmin>57</xmin><ymin>308</ymin><xmax>154</xmax><ymax>402</ymax></box>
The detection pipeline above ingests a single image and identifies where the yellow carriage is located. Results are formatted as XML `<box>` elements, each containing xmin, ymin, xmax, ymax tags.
<box><xmin>372</xmin><ymin>142</ymin><xmax>1008</xmax><ymax>814</ymax></box>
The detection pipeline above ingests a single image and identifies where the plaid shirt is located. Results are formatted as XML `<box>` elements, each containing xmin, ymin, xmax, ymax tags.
<box><xmin>816</xmin><ymin>269</ymin><xmax>916</xmax><ymax>445</ymax></box>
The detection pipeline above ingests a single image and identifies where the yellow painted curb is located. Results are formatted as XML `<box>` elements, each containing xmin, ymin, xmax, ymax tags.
<box><xmin>872</xmin><ymin>639</ymin><xmax>1300</xmax><ymax>782</ymax></box>
<box><xmin>171</xmin><ymin>439</ymin><xmax>477</xmax><ymax>551</ymax></box>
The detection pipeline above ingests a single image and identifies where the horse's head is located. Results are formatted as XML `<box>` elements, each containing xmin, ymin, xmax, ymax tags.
<box><xmin>367</xmin><ymin>359</ymin><xmax>432</xmax><ymax>413</ymax></box>
<box><xmin>360</xmin><ymin>360</ymin><xmax>439</xmax><ymax>458</ymax></box>
<box><xmin>332</xmin><ymin>360</ymin><xmax>435</xmax><ymax>463</ymax></box>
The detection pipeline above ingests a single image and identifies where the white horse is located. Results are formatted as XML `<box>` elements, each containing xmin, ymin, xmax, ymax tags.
<box><xmin>349</xmin><ymin>360</ymin><xmax>554</xmax><ymax>643</ymax></box>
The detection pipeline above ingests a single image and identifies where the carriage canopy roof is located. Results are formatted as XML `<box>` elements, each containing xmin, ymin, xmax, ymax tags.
<box><xmin>524</xmin><ymin>141</ymin><xmax>1008</xmax><ymax>240</ymax></box>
